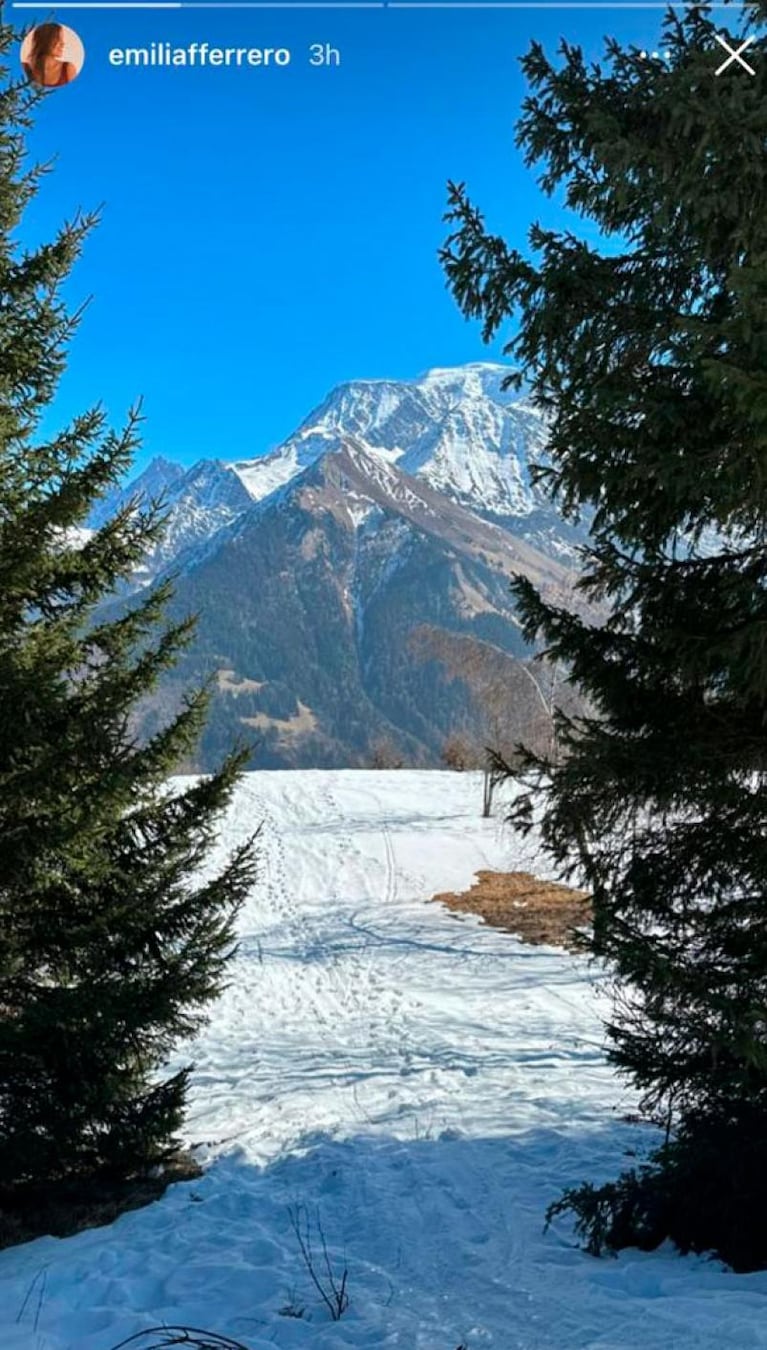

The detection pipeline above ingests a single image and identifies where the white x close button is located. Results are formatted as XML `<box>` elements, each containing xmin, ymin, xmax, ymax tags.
<box><xmin>714</xmin><ymin>33</ymin><xmax>756</xmax><ymax>76</ymax></box>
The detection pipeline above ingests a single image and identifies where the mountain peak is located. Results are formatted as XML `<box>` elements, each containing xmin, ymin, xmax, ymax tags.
<box><xmin>87</xmin><ymin>454</ymin><xmax>185</xmax><ymax>531</ymax></box>
<box><xmin>92</xmin><ymin>362</ymin><xmax>579</xmax><ymax>597</ymax></box>
<box><xmin>229</xmin><ymin>360</ymin><xmax>552</xmax><ymax>536</ymax></box>
<box><xmin>418</xmin><ymin>360</ymin><xmax>515</xmax><ymax>385</ymax></box>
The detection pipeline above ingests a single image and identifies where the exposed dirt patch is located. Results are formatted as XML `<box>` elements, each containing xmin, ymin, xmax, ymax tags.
<box><xmin>217</xmin><ymin>668</ymin><xmax>266</xmax><ymax>696</ymax></box>
<box><xmin>241</xmin><ymin>699</ymin><xmax>317</xmax><ymax>738</ymax></box>
<box><xmin>433</xmin><ymin>870</ymin><xmax>591</xmax><ymax>952</ymax></box>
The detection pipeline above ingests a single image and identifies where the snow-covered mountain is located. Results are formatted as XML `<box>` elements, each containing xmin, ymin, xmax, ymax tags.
<box><xmin>92</xmin><ymin>364</ymin><xmax>591</xmax><ymax>767</ymax></box>
<box><xmin>230</xmin><ymin>364</ymin><xmax>581</xmax><ymax>558</ymax></box>
<box><xmin>88</xmin><ymin>455</ymin><xmax>185</xmax><ymax>531</ymax></box>
<box><xmin>153</xmin><ymin>458</ymin><xmax>252</xmax><ymax>568</ymax></box>
<box><xmin>88</xmin><ymin>455</ymin><xmax>252</xmax><ymax>585</ymax></box>
<box><xmin>90</xmin><ymin>365</ymin><xmax>585</xmax><ymax>590</ymax></box>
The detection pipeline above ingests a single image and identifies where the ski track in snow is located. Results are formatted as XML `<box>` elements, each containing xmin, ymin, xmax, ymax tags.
<box><xmin>2</xmin><ymin>771</ymin><xmax>767</xmax><ymax>1350</ymax></box>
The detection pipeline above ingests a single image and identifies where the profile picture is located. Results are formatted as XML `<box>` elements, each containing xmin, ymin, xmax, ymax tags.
<box><xmin>21</xmin><ymin>23</ymin><xmax>84</xmax><ymax>89</ymax></box>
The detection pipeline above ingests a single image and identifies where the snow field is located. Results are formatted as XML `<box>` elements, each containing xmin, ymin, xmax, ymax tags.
<box><xmin>1</xmin><ymin>771</ymin><xmax>767</xmax><ymax>1349</ymax></box>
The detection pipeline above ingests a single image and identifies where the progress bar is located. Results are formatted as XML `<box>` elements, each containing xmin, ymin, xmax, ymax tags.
<box><xmin>12</xmin><ymin>2</ymin><xmax>380</xmax><ymax>7</ymax></box>
<box><xmin>10</xmin><ymin>1</ymin><xmax>751</xmax><ymax>8</ymax></box>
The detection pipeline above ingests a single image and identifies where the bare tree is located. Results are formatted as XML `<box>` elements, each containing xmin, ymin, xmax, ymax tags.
<box><xmin>441</xmin><ymin>734</ymin><xmax>476</xmax><ymax>771</ymax></box>
<box><xmin>410</xmin><ymin>624</ymin><xmax>580</xmax><ymax>815</ymax></box>
<box><xmin>368</xmin><ymin>736</ymin><xmax>405</xmax><ymax>770</ymax></box>
<box><xmin>288</xmin><ymin>1203</ymin><xmax>350</xmax><ymax>1322</ymax></box>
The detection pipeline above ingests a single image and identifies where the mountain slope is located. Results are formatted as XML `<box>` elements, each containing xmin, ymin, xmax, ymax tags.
<box><xmin>157</xmin><ymin>438</ymin><xmax>578</xmax><ymax>770</ymax></box>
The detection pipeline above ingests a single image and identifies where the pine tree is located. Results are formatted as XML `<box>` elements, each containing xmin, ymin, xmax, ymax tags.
<box><xmin>0</xmin><ymin>28</ymin><xmax>256</xmax><ymax>1200</ymax></box>
<box><xmin>442</xmin><ymin>5</ymin><xmax>767</xmax><ymax>1270</ymax></box>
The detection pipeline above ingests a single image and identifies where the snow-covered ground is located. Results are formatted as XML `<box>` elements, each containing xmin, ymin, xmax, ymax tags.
<box><xmin>2</xmin><ymin>771</ymin><xmax>767</xmax><ymax>1350</ymax></box>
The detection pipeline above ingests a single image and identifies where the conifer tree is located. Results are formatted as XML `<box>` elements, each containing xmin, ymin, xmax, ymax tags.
<box><xmin>0</xmin><ymin>27</ymin><xmax>256</xmax><ymax>1195</ymax></box>
<box><xmin>442</xmin><ymin>5</ymin><xmax>767</xmax><ymax>1269</ymax></box>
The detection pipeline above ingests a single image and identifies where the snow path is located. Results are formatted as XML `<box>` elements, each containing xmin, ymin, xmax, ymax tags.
<box><xmin>2</xmin><ymin>771</ymin><xmax>767</xmax><ymax>1349</ymax></box>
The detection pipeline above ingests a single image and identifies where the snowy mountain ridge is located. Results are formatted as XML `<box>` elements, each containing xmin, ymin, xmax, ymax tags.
<box><xmin>92</xmin><ymin>363</ymin><xmax>585</xmax><ymax>587</ymax></box>
<box><xmin>230</xmin><ymin>363</ymin><xmax>553</xmax><ymax>528</ymax></box>
<box><xmin>88</xmin><ymin>454</ymin><xmax>253</xmax><ymax>584</ymax></box>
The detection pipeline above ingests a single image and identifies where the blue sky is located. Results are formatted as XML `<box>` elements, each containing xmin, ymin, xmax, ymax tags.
<box><xmin>20</xmin><ymin>6</ymin><xmax>680</xmax><ymax>474</ymax></box>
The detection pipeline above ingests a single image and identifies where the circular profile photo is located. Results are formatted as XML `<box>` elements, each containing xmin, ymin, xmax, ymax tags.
<box><xmin>21</xmin><ymin>23</ymin><xmax>84</xmax><ymax>89</ymax></box>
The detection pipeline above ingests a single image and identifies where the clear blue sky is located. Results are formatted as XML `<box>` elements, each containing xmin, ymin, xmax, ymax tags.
<box><xmin>20</xmin><ymin>6</ymin><xmax>680</xmax><ymax>474</ymax></box>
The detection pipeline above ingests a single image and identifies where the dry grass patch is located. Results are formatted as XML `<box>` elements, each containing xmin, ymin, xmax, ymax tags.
<box><xmin>433</xmin><ymin>870</ymin><xmax>591</xmax><ymax>951</ymax></box>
